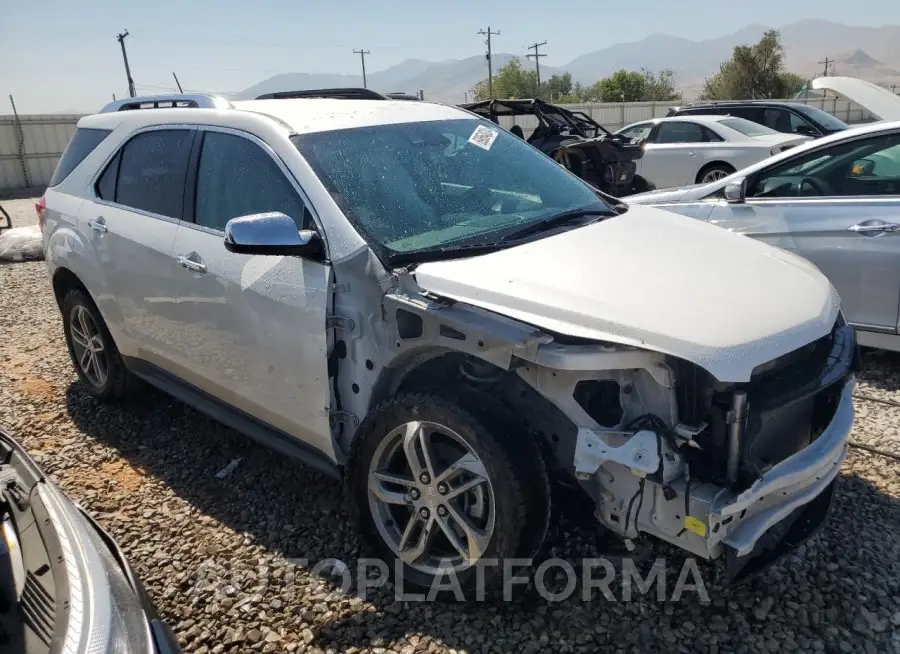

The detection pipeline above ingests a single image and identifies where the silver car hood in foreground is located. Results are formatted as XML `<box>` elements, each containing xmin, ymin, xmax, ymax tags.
<box><xmin>414</xmin><ymin>206</ymin><xmax>839</xmax><ymax>382</ymax></box>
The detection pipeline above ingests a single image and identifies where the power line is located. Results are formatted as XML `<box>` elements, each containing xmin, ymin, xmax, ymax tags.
<box><xmin>817</xmin><ymin>57</ymin><xmax>834</xmax><ymax>77</ymax></box>
<box><xmin>478</xmin><ymin>26</ymin><xmax>500</xmax><ymax>99</ymax></box>
<box><xmin>117</xmin><ymin>30</ymin><xmax>136</xmax><ymax>98</ymax></box>
<box><xmin>353</xmin><ymin>49</ymin><xmax>371</xmax><ymax>88</ymax></box>
<box><xmin>526</xmin><ymin>41</ymin><xmax>547</xmax><ymax>94</ymax></box>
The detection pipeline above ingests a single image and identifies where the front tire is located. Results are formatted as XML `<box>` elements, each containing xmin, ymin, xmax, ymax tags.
<box><xmin>348</xmin><ymin>391</ymin><xmax>548</xmax><ymax>598</ymax></box>
<box><xmin>61</xmin><ymin>289</ymin><xmax>134</xmax><ymax>401</ymax></box>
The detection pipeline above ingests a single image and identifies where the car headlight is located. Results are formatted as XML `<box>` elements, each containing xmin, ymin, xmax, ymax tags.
<box><xmin>39</xmin><ymin>484</ymin><xmax>153</xmax><ymax>654</ymax></box>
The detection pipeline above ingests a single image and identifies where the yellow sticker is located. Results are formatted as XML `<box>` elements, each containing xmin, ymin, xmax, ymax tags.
<box><xmin>684</xmin><ymin>516</ymin><xmax>707</xmax><ymax>537</ymax></box>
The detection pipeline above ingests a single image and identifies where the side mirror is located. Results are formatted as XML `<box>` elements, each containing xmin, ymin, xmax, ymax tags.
<box><xmin>795</xmin><ymin>124</ymin><xmax>817</xmax><ymax>136</ymax></box>
<box><xmin>224</xmin><ymin>212</ymin><xmax>322</xmax><ymax>257</ymax></box>
<box><xmin>723</xmin><ymin>177</ymin><xmax>747</xmax><ymax>204</ymax></box>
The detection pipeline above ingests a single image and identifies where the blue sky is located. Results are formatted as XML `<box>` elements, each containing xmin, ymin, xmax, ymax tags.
<box><xmin>4</xmin><ymin>0</ymin><xmax>899</xmax><ymax>113</ymax></box>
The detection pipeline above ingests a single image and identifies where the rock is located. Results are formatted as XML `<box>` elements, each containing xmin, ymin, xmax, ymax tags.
<box><xmin>755</xmin><ymin>597</ymin><xmax>776</xmax><ymax>621</ymax></box>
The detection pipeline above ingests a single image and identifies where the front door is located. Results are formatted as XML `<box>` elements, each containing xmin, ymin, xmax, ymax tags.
<box><xmin>85</xmin><ymin>127</ymin><xmax>196</xmax><ymax>368</ymax></box>
<box><xmin>707</xmin><ymin>129</ymin><xmax>900</xmax><ymax>333</ymax></box>
<box><xmin>168</xmin><ymin>128</ymin><xmax>334</xmax><ymax>457</ymax></box>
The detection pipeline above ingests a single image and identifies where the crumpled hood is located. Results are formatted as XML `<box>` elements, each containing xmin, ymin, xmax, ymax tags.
<box><xmin>414</xmin><ymin>206</ymin><xmax>839</xmax><ymax>382</ymax></box>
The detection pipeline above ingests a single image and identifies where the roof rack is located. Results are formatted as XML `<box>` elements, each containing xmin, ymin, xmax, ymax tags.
<box><xmin>99</xmin><ymin>93</ymin><xmax>233</xmax><ymax>113</ymax></box>
<box><xmin>253</xmin><ymin>88</ymin><xmax>390</xmax><ymax>101</ymax></box>
<box><xmin>385</xmin><ymin>92</ymin><xmax>421</xmax><ymax>101</ymax></box>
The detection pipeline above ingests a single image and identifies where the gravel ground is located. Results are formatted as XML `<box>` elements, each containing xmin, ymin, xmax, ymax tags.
<box><xmin>1</xmin><ymin>196</ymin><xmax>898</xmax><ymax>654</ymax></box>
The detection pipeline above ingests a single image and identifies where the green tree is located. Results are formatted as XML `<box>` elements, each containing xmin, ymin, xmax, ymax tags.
<box><xmin>472</xmin><ymin>57</ymin><xmax>538</xmax><ymax>100</ymax></box>
<box><xmin>541</xmin><ymin>73</ymin><xmax>574</xmax><ymax>101</ymax></box>
<box><xmin>642</xmin><ymin>68</ymin><xmax>679</xmax><ymax>101</ymax></box>
<box><xmin>702</xmin><ymin>30</ymin><xmax>806</xmax><ymax>100</ymax></box>
<box><xmin>594</xmin><ymin>69</ymin><xmax>647</xmax><ymax>102</ymax></box>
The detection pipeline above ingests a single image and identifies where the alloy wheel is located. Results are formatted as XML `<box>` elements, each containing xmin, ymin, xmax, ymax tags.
<box><xmin>69</xmin><ymin>305</ymin><xmax>108</xmax><ymax>388</ymax></box>
<box><xmin>367</xmin><ymin>420</ymin><xmax>496</xmax><ymax>575</ymax></box>
<box><xmin>702</xmin><ymin>169</ymin><xmax>730</xmax><ymax>183</ymax></box>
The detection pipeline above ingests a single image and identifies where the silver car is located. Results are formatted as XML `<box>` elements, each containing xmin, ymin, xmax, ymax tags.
<box><xmin>40</xmin><ymin>92</ymin><xmax>856</xmax><ymax>597</ymax></box>
<box><xmin>627</xmin><ymin>119</ymin><xmax>900</xmax><ymax>352</ymax></box>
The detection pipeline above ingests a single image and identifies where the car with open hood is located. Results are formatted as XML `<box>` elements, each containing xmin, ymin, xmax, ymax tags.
<box><xmin>38</xmin><ymin>92</ymin><xmax>856</xmax><ymax>596</ymax></box>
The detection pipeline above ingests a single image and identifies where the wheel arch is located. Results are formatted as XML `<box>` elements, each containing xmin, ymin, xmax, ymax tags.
<box><xmin>695</xmin><ymin>160</ymin><xmax>736</xmax><ymax>184</ymax></box>
<box><xmin>51</xmin><ymin>266</ymin><xmax>88</xmax><ymax>309</ymax></box>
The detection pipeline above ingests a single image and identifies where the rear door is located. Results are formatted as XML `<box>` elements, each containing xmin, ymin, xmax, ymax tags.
<box><xmin>86</xmin><ymin>127</ymin><xmax>195</xmax><ymax>368</ymax></box>
<box><xmin>168</xmin><ymin>127</ymin><xmax>334</xmax><ymax>457</ymax></box>
<box><xmin>642</xmin><ymin>121</ymin><xmax>711</xmax><ymax>188</ymax></box>
<box><xmin>707</xmin><ymin>129</ymin><xmax>900</xmax><ymax>333</ymax></box>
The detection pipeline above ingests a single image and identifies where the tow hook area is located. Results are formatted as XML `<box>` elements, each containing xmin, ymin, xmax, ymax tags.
<box><xmin>725</xmin><ymin>478</ymin><xmax>838</xmax><ymax>583</ymax></box>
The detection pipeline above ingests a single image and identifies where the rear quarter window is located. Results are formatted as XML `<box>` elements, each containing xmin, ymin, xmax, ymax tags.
<box><xmin>49</xmin><ymin>127</ymin><xmax>112</xmax><ymax>187</ymax></box>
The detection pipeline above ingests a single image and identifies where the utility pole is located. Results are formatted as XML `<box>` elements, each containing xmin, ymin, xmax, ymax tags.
<box><xmin>526</xmin><ymin>41</ymin><xmax>547</xmax><ymax>94</ymax></box>
<box><xmin>117</xmin><ymin>31</ymin><xmax>136</xmax><ymax>97</ymax></box>
<box><xmin>478</xmin><ymin>26</ymin><xmax>500</xmax><ymax>99</ymax></box>
<box><xmin>172</xmin><ymin>72</ymin><xmax>183</xmax><ymax>93</ymax></box>
<box><xmin>353</xmin><ymin>49</ymin><xmax>371</xmax><ymax>88</ymax></box>
<box><xmin>817</xmin><ymin>57</ymin><xmax>834</xmax><ymax>77</ymax></box>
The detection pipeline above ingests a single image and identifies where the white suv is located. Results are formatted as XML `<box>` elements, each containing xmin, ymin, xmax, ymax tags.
<box><xmin>41</xmin><ymin>91</ymin><xmax>857</xmax><ymax>594</ymax></box>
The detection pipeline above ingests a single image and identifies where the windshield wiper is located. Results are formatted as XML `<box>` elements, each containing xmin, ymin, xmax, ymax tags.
<box><xmin>387</xmin><ymin>242</ymin><xmax>509</xmax><ymax>267</ymax></box>
<box><xmin>497</xmin><ymin>207</ymin><xmax>612</xmax><ymax>243</ymax></box>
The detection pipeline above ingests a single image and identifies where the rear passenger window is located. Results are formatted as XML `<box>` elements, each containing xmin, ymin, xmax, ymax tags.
<box><xmin>656</xmin><ymin>122</ymin><xmax>705</xmax><ymax>144</ymax></box>
<box><xmin>95</xmin><ymin>151</ymin><xmax>120</xmax><ymax>200</ymax></box>
<box><xmin>194</xmin><ymin>131</ymin><xmax>310</xmax><ymax>232</ymax></box>
<box><xmin>49</xmin><ymin>128</ymin><xmax>111</xmax><ymax>186</ymax></box>
<box><xmin>115</xmin><ymin>129</ymin><xmax>194</xmax><ymax>218</ymax></box>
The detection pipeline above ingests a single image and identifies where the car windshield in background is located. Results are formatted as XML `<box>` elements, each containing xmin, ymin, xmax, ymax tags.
<box><xmin>292</xmin><ymin>119</ymin><xmax>610</xmax><ymax>261</ymax></box>
<box><xmin>719</xmin><ymin>117</ymin><xmax>779</xmax><ymax>137</ymax></box>
<box><xmin>794</xmin><ymin>105</ymin><xmax>850</xmax><ymax>131</ymax></box>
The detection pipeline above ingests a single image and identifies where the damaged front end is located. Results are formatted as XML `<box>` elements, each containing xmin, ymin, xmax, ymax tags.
<box><xmin>567</xmin><ymin>318</ymin><xmax>857</xmax><ymax>582</ymax></box>
<box><xmin>378</xmin><ymin>254</ymin><xmax>855</xmax><ymax>583</ymax></box>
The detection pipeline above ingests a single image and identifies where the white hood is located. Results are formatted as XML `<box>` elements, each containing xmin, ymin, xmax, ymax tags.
<box><xmin>414</xmin><ymin>206</ymin><xmax>839</xmax><ymax>382</ymax></box>
<box><xmin>749</xmin><ymin>133</ymin><xmax>812</xmax><ymax>149</ymax></box>
<box><xmin>810</xmin><ymin>76</ymin><xmax>900</xmax><ymax>121</ymax></box>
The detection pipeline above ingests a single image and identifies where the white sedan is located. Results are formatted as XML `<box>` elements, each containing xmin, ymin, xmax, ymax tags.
<box><xmin>616</xmin><ymin>116</ymin><xmax>811</xmax><ymax>189</ymax></box>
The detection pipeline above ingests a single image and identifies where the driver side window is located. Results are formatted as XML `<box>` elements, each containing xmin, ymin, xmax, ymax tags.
<box><xmin>748</xmin><ymin>133</ymin><xmax>900</xmax><ymax>199</ymax></box>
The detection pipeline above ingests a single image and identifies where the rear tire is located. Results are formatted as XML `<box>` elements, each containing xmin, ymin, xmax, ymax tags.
<box><xmin>696</xmin><ymin>163</ymin><xmax>735</xmax><ymax>184</ymax></box>
<box><xmin>347</xmin><ymin>390</ymin><xmax>550</xmax><ymax>598</ymax></box>
<box><xmin>61</xmin><ymin>289</ymin><xmax>134</xmax><ymax>401</ymax></box>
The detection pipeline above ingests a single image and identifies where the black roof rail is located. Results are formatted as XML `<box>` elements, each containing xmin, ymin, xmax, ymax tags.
<box><xmin>254</xmin><ymin>88</ymin><xmax>390</xmax><ymax>100</ymax></box>
<box><xmin>385</xmin><ymin>92</ymin><xmax>421</xmax><ymax>101</ymax></box>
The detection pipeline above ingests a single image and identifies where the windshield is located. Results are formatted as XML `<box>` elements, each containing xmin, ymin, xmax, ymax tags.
<box><xmin>793</xmin><ymin>105</ymin><xmax>849</xmax><ymax>131</ymax></box>
<box><xmin>292</xmin><ymin>118</ymin><xmax>610</xmax><ymax>260</ymax></box>
<box><xmin>719</xmin><ymin>117</ymin><xmax>779</xmax><ymax>137</ymax></box>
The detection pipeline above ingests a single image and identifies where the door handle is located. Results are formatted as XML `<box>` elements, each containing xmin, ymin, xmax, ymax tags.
<box><xmin>848</xmin><ymin>220</ymin><xmax>900</xmax><ymax>235</ymax></box>
<box><xmin>88</xmin><ymin>217</ymin><xmax>108</xmax><ymax>234</ymax></box>
<box><xmin>175</xmin><ymin>254</ymin><xmax>207</xmax><ymax>274</ymax></box>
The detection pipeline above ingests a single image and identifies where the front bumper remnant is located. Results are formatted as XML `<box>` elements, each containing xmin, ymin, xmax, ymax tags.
<box><xmin>725</xmin><ymin>477</ymin><xmax>838</xmax><ymax>583</ymax></box>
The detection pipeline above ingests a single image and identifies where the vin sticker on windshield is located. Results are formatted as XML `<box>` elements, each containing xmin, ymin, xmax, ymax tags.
<box><xmin>468</xmin><ymin>125</ymin><xmax>499</xmax><ymax>150</ymax></box>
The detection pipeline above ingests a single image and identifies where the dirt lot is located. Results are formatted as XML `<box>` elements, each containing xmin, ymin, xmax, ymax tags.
<box><xmin>1</xmin><ymin>196</ymin><xmax>898</xmax><ymax>654</ymax></box>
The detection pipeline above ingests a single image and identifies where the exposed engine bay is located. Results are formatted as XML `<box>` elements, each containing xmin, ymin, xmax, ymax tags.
<box><xmin>360</xmin><ymin>283</ymin><xmax>857</xmax><ymax>582</ymax></box>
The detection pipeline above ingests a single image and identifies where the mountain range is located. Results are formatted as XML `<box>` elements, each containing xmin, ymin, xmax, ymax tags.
<box><xmin>236</xmin><ymin>20</ymin><xmax>900</xmax><ymax>103</ymax></box>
